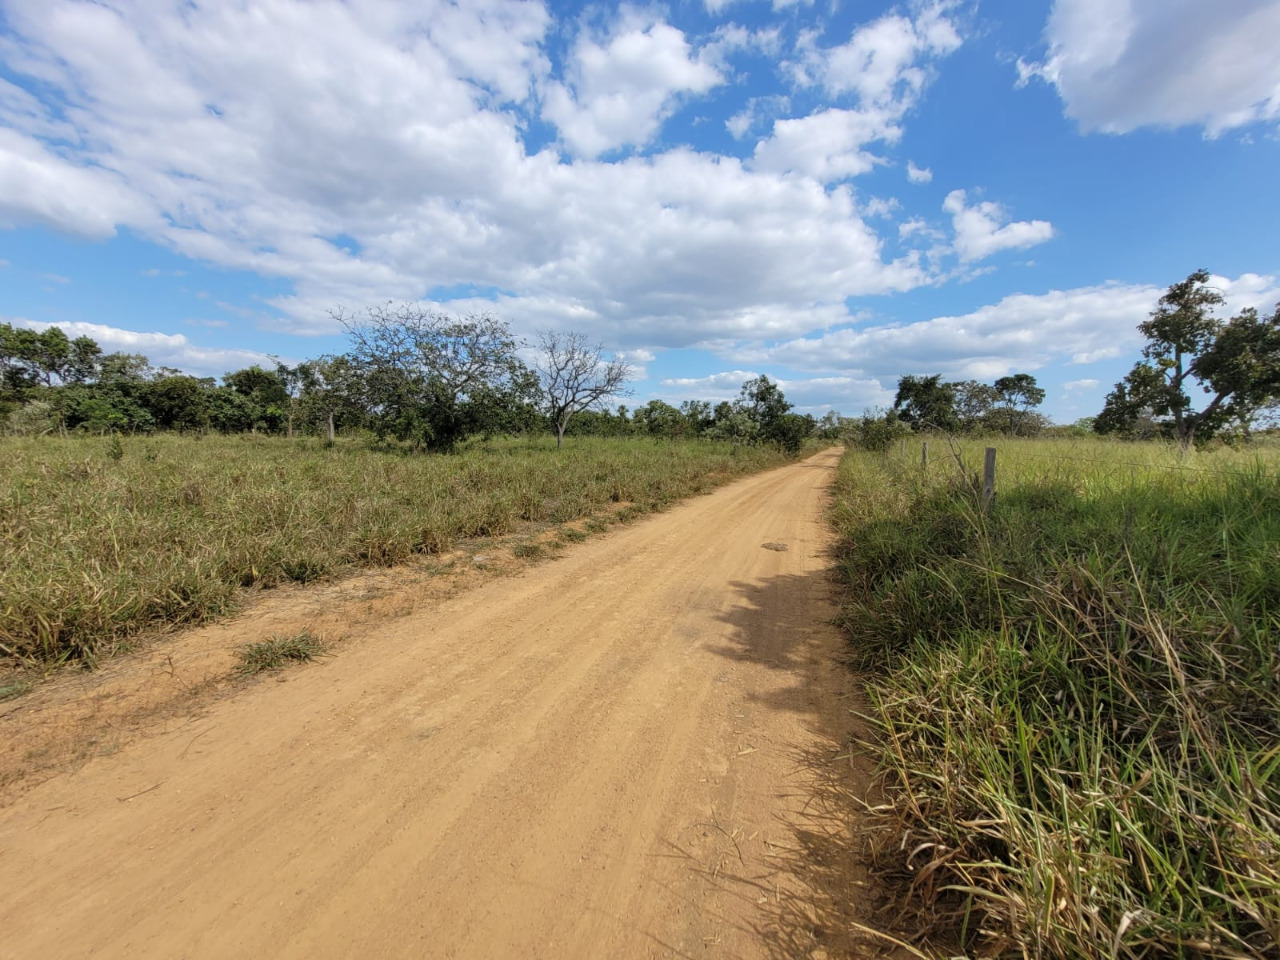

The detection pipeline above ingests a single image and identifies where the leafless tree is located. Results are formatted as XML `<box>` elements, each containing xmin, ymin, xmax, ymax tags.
<box><xmin>534</xmin><ymin>330</ymin><xmax>632</xmax><ymax>448</ymax></box>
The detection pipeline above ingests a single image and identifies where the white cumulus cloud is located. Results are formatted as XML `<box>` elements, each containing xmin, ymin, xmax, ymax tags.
<box><xmin>657</xmin><ymin>369</ymin><xmax>889</xmax><ymax>414</ymax></box>
<box><xmin>1064</xmin><ymin>378</ymin><xmax>1100</xmax><ymax>392</ymax></box>
<box><xmin>730</xmin><ymin>280</ymin><xmax>1178</xmax><ymax>380</ymax></box>
<box><xmin>1023</xmin><ymin>0</ymin><xmax>1280</xmax><ymax>135</ymax></box>
<box><xmin>0</xmin><ymin>128</ymin><xmax>156</xmax><ymax>239</ymax></box>
<box><xmin>541</xmin><ymin>12</ymin><xmax>722</xmax><ymax>158</ymax></box>
<box><xmin>753</xmin><ymin>2</ymin><xmax>962</xmax><ymax>182</ymax></box>
<box><xmin>0</xmin><ymin>0</ymin><xmax>946</xmax><ymax>348</ymax></box>
<box><xmin>944</xmin><ymin>189</ymin><xmax>1054</xmax><ymax>263</ymax></box>
<box><xmin>906</xmin><ymin>160</ymin><xmax>932</xmax><ymax>183</ymax></box>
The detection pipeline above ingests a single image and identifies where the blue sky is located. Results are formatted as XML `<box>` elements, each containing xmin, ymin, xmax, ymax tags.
<box><xmin>1</xmin><ymin>0</ymin><xmax>1278</xmax><ymax>421</ymax></box>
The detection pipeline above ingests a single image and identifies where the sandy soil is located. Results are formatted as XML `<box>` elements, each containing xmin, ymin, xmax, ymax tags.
<box><xmin>0</xmin><ymin>447</ymin><xmax>881</xmax><ymax>959</ymax></box>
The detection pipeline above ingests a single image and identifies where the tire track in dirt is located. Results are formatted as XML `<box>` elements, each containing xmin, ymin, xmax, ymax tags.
<box><xmin>0</xmin><ymin>447</ymin><xmax>873</xmax><ymax>960</ymax></box>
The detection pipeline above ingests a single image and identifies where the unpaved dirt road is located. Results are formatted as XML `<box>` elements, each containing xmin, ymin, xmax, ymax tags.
<box><xmin>0</xmin><ymin>448</ymin><xmax>871</xmax><ymax>960</ymax></box>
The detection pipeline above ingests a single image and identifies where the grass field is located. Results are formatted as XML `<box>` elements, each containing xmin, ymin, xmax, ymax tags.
<box><xmin>832</xmin><ymin>437</ymin><xmax>1280</xmax><ymax>959</ymax></box>
<box><xmin>1</xmin><ymin>433</ymin><xmax>792</xmax><ymax>665</ymax></box>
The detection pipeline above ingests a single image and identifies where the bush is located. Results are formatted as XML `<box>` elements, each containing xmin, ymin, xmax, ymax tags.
<box><xmin>845</xmin><ymin>409</ymin><xmax>910</xmax><ymax>452</ymax></box>
<box><xmin>6</xmin><ymin>400</ymin><xmax>57</xmax><ymax>437</ymax></box>
<box><xmin>765</xmin><ymin>412</ymin><xmax>814</xmax><ymax>455</ymax></box>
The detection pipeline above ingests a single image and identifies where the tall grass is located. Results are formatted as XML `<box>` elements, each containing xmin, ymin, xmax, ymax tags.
<box><xmin>832</xmin><ymin>437</ymin><xmax>1280</xmax><ymax>959</ymax></box>
<box><xmin>1</xmin><ymin>433</ymin><xmax>789</xmax><ymax>664</ymax></box>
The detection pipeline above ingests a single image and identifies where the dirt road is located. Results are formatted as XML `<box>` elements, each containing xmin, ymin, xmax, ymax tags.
<box><xmin>0</xmin><ymin>448</ymin><xmax>870</xmax><ymax>959</ymax></box>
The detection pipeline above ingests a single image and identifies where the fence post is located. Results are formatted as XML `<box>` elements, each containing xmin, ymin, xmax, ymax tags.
<box><xmin>899</xmin><ymin>438</ymin><xmax>905</xmax><ymax>458</ymax></box>
<box><xmin>921</xmin><ymin>441</ymin><xmax>929</xmax><ymax>469</ymax></box>
<box><xmin>982</xmin><ymin>446</ymin><xmax>997</xmax><ymax>513</ymax></box>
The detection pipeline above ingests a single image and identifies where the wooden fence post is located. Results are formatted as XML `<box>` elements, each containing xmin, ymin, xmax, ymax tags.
<box><xmin>921</xmin><ymin>441</ymin><xmax>929</xmax><ymax>469</ymax></box>
<box><xmin>899</xmin><ymin>438</ymin><xmax>906</xmax><ymax>458</ymax></box>
<box><xmin>982</xmin><ymin>447</ymin><xmax>997</xmax><ymax>512</ymax></box>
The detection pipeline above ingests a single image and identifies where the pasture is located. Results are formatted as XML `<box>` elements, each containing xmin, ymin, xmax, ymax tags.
<box><xmin>0</xmin><ymin>433</ymin><xmax>790</xmax><ymax>666</ymax></box>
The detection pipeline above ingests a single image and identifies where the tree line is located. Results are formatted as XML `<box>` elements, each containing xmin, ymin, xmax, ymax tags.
<box><xmin>850</xmin><ymin>270</ymin><xmax>1280</xmax><ymax>450</ymax></box>
<box><xmin>10</xmin><ymin>270</ymin><xmax>1265</xmax><ymax>451</ymax></box>
<box><xmin>0</xmin><ymin>305</ymin><xmax>825</xmax><ymax>453</ymax></box>
<box><xmin>842</xmin><ymin>371</ymin><xmax>1050</xmax><ymax>451</ymax></box>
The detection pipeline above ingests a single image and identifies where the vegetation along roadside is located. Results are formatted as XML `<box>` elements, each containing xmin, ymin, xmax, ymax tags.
<box><xmin>0</xmin><ymin>434</ymin><xmax>799</xmax><ymax>667</ymax></box>
<box><xmin>831</xmin><ymin>437</ymin><xmax>1280</xmax><ymax>959</ymax></box>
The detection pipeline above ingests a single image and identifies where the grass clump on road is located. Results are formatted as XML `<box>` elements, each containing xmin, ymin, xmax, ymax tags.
<box><xmin>831</xmin><ymin>438</ymin><xmax>1280</xmax><ymax>959</ymax></box>
<box><xmin>1</xmin><ymin>434</ymin><xmax>789</xmax><ymax>666</ymax></box>
<box><xmin>238</xmin><ymin>630</ymin><xmax>326</xmax><ymax>675</ymax></box>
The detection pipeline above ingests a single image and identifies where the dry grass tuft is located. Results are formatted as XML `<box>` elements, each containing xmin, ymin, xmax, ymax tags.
<box><xmin>237</xmin><ymin>630</ymin><xmax>326</xmax><ymax>675</ymax></box>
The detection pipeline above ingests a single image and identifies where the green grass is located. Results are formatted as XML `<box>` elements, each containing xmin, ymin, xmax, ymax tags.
<box><xmin>237</xmin><ymin>630</ymin><xmax>326</xmax><ymax>675</ymax></box>
<box><xmin>832</xmin><ymin>437</ymin><xmax>1280</xmax><ymax>959</ymax></box>
<box><xmin>0</xmin><ymin>433</ymin><xmax>791</xmax><ymax>665</ymax></box>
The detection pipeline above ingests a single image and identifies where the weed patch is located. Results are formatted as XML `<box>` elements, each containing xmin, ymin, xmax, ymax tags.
<box><xmin>237</xmin><ymin>631</ymin><xmax>326</xmax><ymax>675</ymax></box>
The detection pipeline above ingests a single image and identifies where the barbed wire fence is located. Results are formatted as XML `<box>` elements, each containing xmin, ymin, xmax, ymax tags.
<box><xmin>878</xmin><ymin>426</ymin><xmax>1277</xmax><ymax>515</ymax></box>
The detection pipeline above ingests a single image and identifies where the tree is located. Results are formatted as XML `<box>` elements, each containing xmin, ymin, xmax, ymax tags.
<box><xmin>1096</xmin><ymin>270</ymin><xmax>1280</xmax><ymax>446</ymax></box>
<box><xmin>62</xmin><ymin>385</ymin><xmax>154</xmax><ymax>434</ymax></box>
<box><xmin>336</xmin><ymin>303</ymin><xmax>534</xmax><ymax>452</ymax></box>
<box><xmin>706</xmin><ymin>407</ymin><xmax>759</xmax><ymax>444</ymax></box>
<box><xmin>848</xmin><ymin>407</ymin><xmax>911</xmax><ymax>452</ymax></box>
<box><xmin>98</xmin><ymin>352</ymin><xmax>155</xmax><ymax>384</ymax></box>
<box><xmin>296</xmin><ymin>354</ymin><xmax>367</xmax><ymax>442</ymax></box>
<box><xmin>0</xmin><ymin>323</ymin><xmax>40</xmax><ymax>393</ymax></box>
<box><xmin>993</xmin><ymin>373</ymin><xmax>1046</xmax><ymax>436</ymax></box>
<box><xmin>0</xmin><ymin>325</ymin><xmax>73</xmax><ymax>389</ymax></box>
<box><xmin>224</xmin><ymin>365</ymin><xmax>289</xmax><ymax>433</ymax></box>
<box><xmin>562</xmin><ymin>407</ymin><xmax>632</xmax><ymax>438</ymax></box>
<box><xmin>634</xmin><ymin>399</ymin><xmax>685</xmax><ymax>439</ymax></box>
<box><xmin>893</xmin><ymin>374</ymin><xmax>958</xmax><ymax>432</ymax></box>
<box><xmin>679</xmin><ymin>400</ymin><xmax>714</xmax><ymax>436</ymax></box>
<box><xmin>738</xmin><ymin>375</ymin><xmax>791</xmax><ymax>431</ymax></box>
<box><xmin>207</xmin><ymin>386</ymin><xmax>261</xmax><ymax>434</ymax></box>
<box><xmin>272</xmin><ymin>360</ymin><xmax>307</xmax><ymax>438</ymax></box>
<box><xmin>720</xmin><ymin>375</ymin><xmax>804</xmax><ymax>450</ymax></box>
<box><xmin>28</xmin><ymin>327</ymin><xmax>71</xmax><ymax>386</ymax></box>
<box><xmin>952</xmin><ymin>380</ymin><xmax>998</xmax><ymax>432</ymax></box>
<box><xmin>533</xmin><ymin>330</ymin><xmax>631</xmax><ymax>448</ymax></box>
<box><xmin>145</xmin><ymin>376</ymin><xmax>212</xmax><ymax>431</ymax></box>
<box><xmin>65</xmin><ymin>337</ymin><xmax>102</xmax><ymax>385</ymax></box>
<box><xmin>770</xmin><ymin>412</ymin><xmax>815</xmax><ymax>455</ymax></box>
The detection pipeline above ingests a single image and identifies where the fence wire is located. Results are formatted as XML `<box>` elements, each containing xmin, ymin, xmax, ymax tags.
<box><xmin>886</xmin><ymin>439</ymin><xmax>1279</xmax><ymax>481</ymax></box>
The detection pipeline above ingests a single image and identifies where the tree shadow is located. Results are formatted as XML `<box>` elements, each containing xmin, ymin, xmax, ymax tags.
<box><xmin>695</xmin><ymin>566</ymin><xmax>908</xmax><ymax>959</ymax></box>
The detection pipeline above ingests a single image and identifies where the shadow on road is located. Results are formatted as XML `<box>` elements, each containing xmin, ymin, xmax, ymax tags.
<box><xmin>701</xmin><ymin>564</ymin><xmax>903</xmax><ymax>960</ymax></box>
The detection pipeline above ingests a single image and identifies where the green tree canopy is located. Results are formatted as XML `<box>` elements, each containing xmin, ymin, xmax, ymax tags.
<box><xmin>993</xmin><ymin>373</ymin><xmax>1046</xmax><ymax>436</ymax></box>
<box><xmin>1096</xmin><ymin>270</ymin><xmax>1280</xmax><ymax>445</ymax></box>
<box><xmin>336</xmin><ymin>304</ymin><xmax>536</xmax><ymax>451</ymax></box>
<box><xmin>893</xmin><ymin>374</ymin><xmax>958</xmax><ymax>432</ymax></box>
